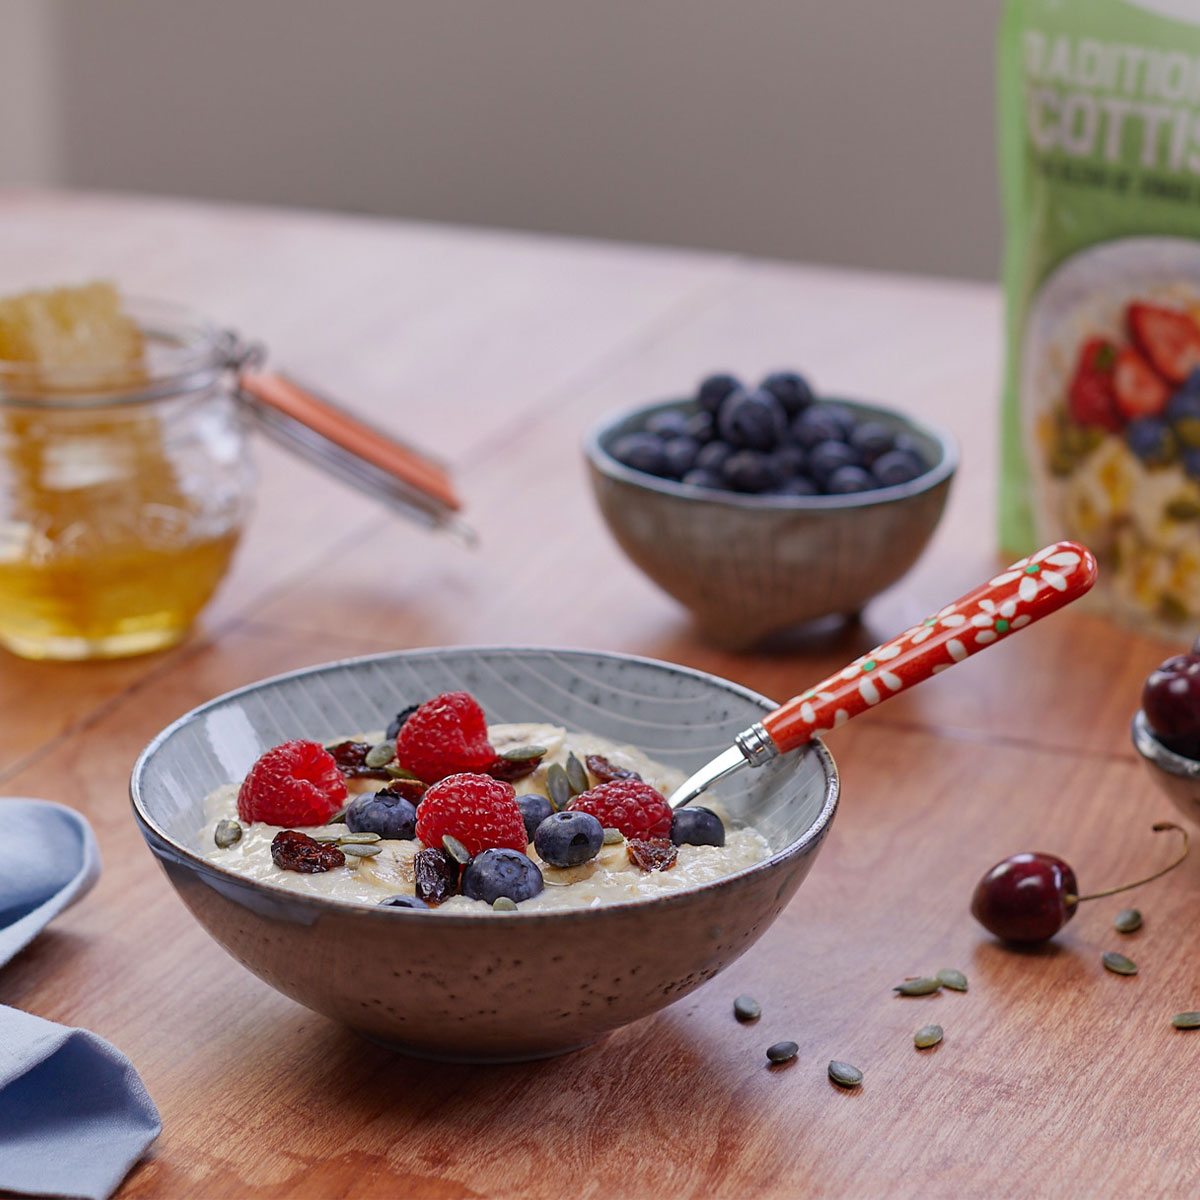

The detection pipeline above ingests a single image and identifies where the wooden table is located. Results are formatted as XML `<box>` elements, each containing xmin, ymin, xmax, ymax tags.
<box><xmin>1</xmin><ymin>190</ymin><xmax>1194</xmax><ymax>1200</ymax></box>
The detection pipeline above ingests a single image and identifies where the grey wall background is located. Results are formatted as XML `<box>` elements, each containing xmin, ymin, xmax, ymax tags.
<box><xmin>3</xmin><ymin>0</ymin><xmax>1005</xmax><ymax>280</ymax></box>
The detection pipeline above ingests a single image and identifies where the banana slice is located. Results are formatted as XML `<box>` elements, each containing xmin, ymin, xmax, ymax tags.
<box><xmin>539</xmin><ymin>861</ymin><xmax>599</xmax><ymax>887</ymax></box>
<box><xmin>354</xmin><ymin>839</ymin><xmax>419</xmax><ymax>892</ymax></box>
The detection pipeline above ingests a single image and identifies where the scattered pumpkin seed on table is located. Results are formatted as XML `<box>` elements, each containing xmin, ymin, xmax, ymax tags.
<box><xmin>1113</xmin><ymin>908</ymin><xmax>1143</xmax><ymax>933</ymax></box>
<box><xmin>1172</xmin><ymin>1012</ymin><xmax>1200</xmax><ymax>1029</ymax></box>
<box><xmin>766</xmin><ymin>1041</ymin><xmax>798</xmax><ymax>1064</ymax></box>
<box><xmin>828</xmin><ymin>1060</ymin><xmax>863</xmax><ymax>1088</ymax></box>
<box><xmin>936</xmin><ymin>968</ymin><xmax>968</xmax><ymax>992</ymax></box>
<box><xmin>733</xmin><ymin>994</ymin><xmax>761</xmax><ymax>1022</ymax></box>
<box><xmin>914</xmin><ymin>1025</ymin><xmax>944</xmax><ymax>1049</ymax></box>
<box><xmin>1101</xmin><ymin>951</ymin><xmax>1138</xmax><ymax>976</ymax></box>
<box><xmin>894</xmin><ymin>977</ymin><xmax>941</xmax><ymax>996</ymax></box>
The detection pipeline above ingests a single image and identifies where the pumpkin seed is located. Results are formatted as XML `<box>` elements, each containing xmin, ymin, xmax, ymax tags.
<box><xmin>766</xmin><ymin>1041</ymin><xmax>798</xmax><ymax>1064</ymax></box>
<box><xmin>828</xmin><ymin>1060</ymin><xmax>863</xmax><ymax>1088</ymax></box>
<box><xmin>384</xmin><ymin>764</ymin><xmax>421</xmax><ymax>780</ymax></box>
<box><xmin>341</xmin><ymin>844</ymin><xmax>382</xmax><ymax>858</ymax></box>
<box><xmin>546</xmin><ymin>764</ymin><xmax>572</xmax><ymax>810</ymax></box>
<box><xmin>501</xmin><ymin>745</ymin><xmax>547</xmax><ymax>762</ymax></box>
<box><xmin>914</xmin><ymin>1024</ymin><xmax>944</xmax><ymax>1049</ymax></box>
<box><xmin>936</xmin><ymin>968</ymin><xmax>968</xmax><ymax>992</ymax></box>
<box><xmin>1114</xmin><ymin>908</ymin><xmax>1143</xmax><ymax>933</ymax></box>
<box><xmin>213</xmin><ymin>819</ymin><xmax>243</xmax><ymax>849</ymax></box>
<box><xmin>602</xmin><ymin>828</ymin><xmax>624</xmax><ymax>845</ymax></box>
<box><xmin>364</xmin><ymin>741</ymin><xmax>396</xmax><ymax>769</ymax></box>
<box><xmin>894</xmin><ymin>977</ymin><xmax>941</xmax><ymax>996</ymax></box>
<box><xmin>1171</xmin><ymin>1012</ymin><xmax>1200</xmax><ymax>1029</ymax></box>
<box><xmin>1166</xmin><ymin>498</ymin><xmax>1200</xmax><ymax>522</ymax></box>
<box><xmin>442</xmin><ymin>835</ymin><xmax>471</xmax><ymax>864</ymax></box>
<box><xmin>324</xmin><ymin>806</ymin><xmax>349</xmax><ymax>826</ymax></box>
<box><xmin>565</xmin><ymin>752</ymin><xmax>589</xmax><ymax>796</ymax></box>
<box><xmin>733</xmin><ymin>994</ymin><xmax>761</xmax><ymax>1022</ymax></box>
<box><xmin>492</xmin><ymin>896</ymin><xmax>518</xmax><ymax>911</ymax></box>
<box><xmin>338</xmin><ymin>832</ymin><xmax>381</xmax><ymax>845</ymax></box>
<box><xmin>1102</xmin><ymin>951</ymin><xmax>1138</xmax><ymax>976</ymax></box>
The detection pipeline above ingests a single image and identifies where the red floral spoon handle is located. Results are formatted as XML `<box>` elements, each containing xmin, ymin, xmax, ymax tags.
<box><xmin>761</xmin><ymin>541</ymin><xmax>1098</xmax><ymax>754</ymax></box>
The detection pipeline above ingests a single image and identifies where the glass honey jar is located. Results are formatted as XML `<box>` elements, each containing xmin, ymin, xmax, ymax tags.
<box><xmin>0</xmin><ymin>300</ymin><xmax>257</xmax><ymax>660</ymax></box>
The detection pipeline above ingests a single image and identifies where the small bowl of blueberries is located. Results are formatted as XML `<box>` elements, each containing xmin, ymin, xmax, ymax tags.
<box><xmin>584</xmin><ymin>370</ymin><xmax>957</xmax><ymax>647</ymax></box>
<box><xmin>1133</xmin><ymin>642</ymin><xmax>1200</xmax><ymax>825</ymax></box>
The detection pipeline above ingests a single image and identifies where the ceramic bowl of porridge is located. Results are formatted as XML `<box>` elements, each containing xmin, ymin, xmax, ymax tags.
<box><xmin>130</xmin><ymin>646</ymin><xmax>838</xmax><ymax>1062</ymax></box>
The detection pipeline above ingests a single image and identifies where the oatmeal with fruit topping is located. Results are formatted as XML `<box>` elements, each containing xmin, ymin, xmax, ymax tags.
<box><xmin>201</xmin><ymin>691</ymin><xmax>771</xmax><ymax>912</ymax></box>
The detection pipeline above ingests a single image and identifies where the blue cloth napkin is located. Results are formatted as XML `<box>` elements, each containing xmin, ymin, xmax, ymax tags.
<box><xmin>0</xmin><ymin>799</ymin><xmax>161</xmax><ymax>1200</ymax></box>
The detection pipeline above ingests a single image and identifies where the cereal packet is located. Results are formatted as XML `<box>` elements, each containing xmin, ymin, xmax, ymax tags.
<box><xmin>999</xmin><ymin>0</ymin><xmax>1200</xmax><ymax>636</ymax></box>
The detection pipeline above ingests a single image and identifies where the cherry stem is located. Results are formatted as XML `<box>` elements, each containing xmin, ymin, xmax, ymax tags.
<box><xmin>1065</xmin><ymin>822</ymin><xmax>1189</xmax><ymax>905</ymax></box>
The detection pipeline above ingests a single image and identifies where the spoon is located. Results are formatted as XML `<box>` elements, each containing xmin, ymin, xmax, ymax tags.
<box><xmin>667</xmin><ymin>541</ymin><xmax>1098</xmax><ymax>809</ymax></box>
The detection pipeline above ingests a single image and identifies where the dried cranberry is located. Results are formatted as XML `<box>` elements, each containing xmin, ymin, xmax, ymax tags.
<box><xmin>270</xmin><ymin>830</ymin><xmax>346</xmax><ymax>873</ymax></box>
<box><xmin>414</xmin><ymin>847</ymin><xmax>459</xmax><ymax>905</ymax></box>
<box><xmin>485</xmin><ymin>753</ymin><xmax>545</xmax><ymax>783</ymax></box>
<box><xmin>626</xmin><ymin>838</ymin><xmax>678</xmax><ymax>872</ymax></box>
<box><xmin>585</xmin><ymin>754</ymin><xmax>641</xmax><ymax>784</ymax></box>
<box><xmin>378</xmin><ymin>778</ymin><xmax>427</xmax><ymax>803</ymax></box>
<box><xmin>326</xmin><ymin>740</ymin><xmax>391</xmax><ymax>781</ymax></box>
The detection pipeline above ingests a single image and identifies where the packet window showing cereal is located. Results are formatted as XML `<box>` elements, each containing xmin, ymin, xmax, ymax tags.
<box><xmin>999</xmin><ymin>0</ymin><xmax>1200</xmax><ymax>636</ymax></box>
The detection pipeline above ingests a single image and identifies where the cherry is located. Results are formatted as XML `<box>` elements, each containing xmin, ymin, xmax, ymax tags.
<box><xmin>1142</xmin><ymin>653</ymin><xmax>1200</xmax><ymax>753</ymax></box>
<box><xmin>970</xmin><ymin>852</ymin><xmax>1078</xmax><ymax>943</ymax></box>
<box><xmin>971</xmin><ymin>823</ymin><xmax>1188</xmax><ymax>944</ymax></box>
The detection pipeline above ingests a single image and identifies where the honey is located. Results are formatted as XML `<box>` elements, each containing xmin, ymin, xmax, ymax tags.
<box><xmin>0</xmin><ymin>286</ymin><xmax>253</xmax><ymax>660</ymax></box>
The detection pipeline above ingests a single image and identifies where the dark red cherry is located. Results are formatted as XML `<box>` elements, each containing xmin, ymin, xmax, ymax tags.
<box><xmin>970</xmin><ymin>852</ymin><xmax>1078</xmax><ymax>943</ymax></box>
<box><xmin>1142</xmin><ymin>653</ymin><xmax>1200</xmax><ymax>743</ymax></box>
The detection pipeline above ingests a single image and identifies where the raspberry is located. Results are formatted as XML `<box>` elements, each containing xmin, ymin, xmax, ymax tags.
<box><xmin>395</xmin><ymin>692</ymin><xmax>496</xmax><ymax>783</ymax></box>
<box><xmin>415</xmin><ymin>773</ymin><xmax>527</xmax><ymax>858</ymax></box>
<box><xmin>567</xmin><ymin>779</ymin><xmax>672</xmax><ymax>841</ymax></box>
<box><xmin>237</xmin><ymin>740</ymin><xmax>348</xmax><ymax>826</ymax></box>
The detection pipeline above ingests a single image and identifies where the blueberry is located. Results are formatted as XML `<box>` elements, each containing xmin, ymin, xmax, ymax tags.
<box><xmin>1185</xmin><ymin>448</ymin><xmax>1200</xmax><ymax>481</ymax></box>
<box><xmin>807</xmin><ymin>440</ymin><xmax>863</xmax><ymax>485</ymax></box>
<box><xmin>717</xmin><ymin>387</ymin><xmax>788</xmax><ymax>451</ymax></box>
<box><xmin>1166</xmin><ymin>390</ymin><xmax>1200</xmax><ymax>448</ymax></box>
<box><xmin>461</xmin><ymin>848</ymin><xmax>544</xmax><ymax>904</ymax></box>
<box><xmin>1125</xmin><ymin>417</ymin><xmax>1178</xmax><ymax>466</ymax></box>
<box><xmin>891</xmin><ymin>432</ymin><xmax>925</xmax><ymax>459</ymax></box>
<box><xmin>681</xmin><ymin>468</ymin><xmax>728</xmax><ymax>490</ymax></box>
<box><xmin>872</xmin><ymin>449</ymin><xmax>927</xmax><ymax>486</ymax></box>
<box><xmin>848</xmin><ymin>421</ymin><xmax>895</xmax><ymax>463</ymax></box>
<box><xmin>662</xmin><ymin>435</ymin><xmax>701</xmax><ymax>478</ymax></box>
<box><xmin>697</xmin><ymin>373</ymin><xmax>742</xmax><ymax>413</ymax></box>
<box><xmin>611</xmin><ymin>432</ymin><xmax>667</xmax><ymax>475</ymax></box>
<box><xmin>826</xmin><ymin>465</ymin><xmax>876</xmax><ymax>494</ymax></box>
<box><xmin>670</xmin><ymin>806</ymin><xmax>726</xmax><ymax>847</ymax></box>
<box><xmin>385</xmin><ymin>703</ymin><xmax>420</xmax><ymax>741</ymax></box>
<box><xmin>695</xmin><ymin>440</ymin><xmax>733</xmax><ymax>472</ymax></box>
<box><xmin>769</xmin><ymin>444</ymin><xmax>807</xmax><ymax>479</ymax></box>
<box><xmin>773</xmin><ymin>475</ymin><xmax>819</xmax><ymax>496</ymax></box>
<box><xmin>378</xmin><ymin>894</ymin><xmax>430</xmax><ymax>909</ymax></box>
<box><xmin>533</xmin><ymin>810</ymin><xmax>604</xmax><ymax>868</ymax></box>
<box><xmin>759</xmin><ymin>371</ymin><xmax>815</xmax><ymax>418</ymax></box>
<box><xmin>686</xmin><ymin>410</ymin><xmax>716</xmax><ymax>443</ymax></box>
<box><xmin>792</xmin><ymin>407</ymin><xmax>849</xmax><ymax>449</ymax></box>
<box><xmin>723</xmin><ymin>450</ymin><xmax>783</xmax><ymax>493</ymax></box>
<box><xmin>345</xmin><ymin>791</ymin><xmax>418</xmax><ymax>839</ymax></box>
<box><xmin>645</xmin><ymin>409</ymin><xmax>692</xmax><ymax>439</ymax></box>
<box><xmin>516</xmin><ymin>793</ymin><xmax>554</xmax><ymax>841</ymax></box>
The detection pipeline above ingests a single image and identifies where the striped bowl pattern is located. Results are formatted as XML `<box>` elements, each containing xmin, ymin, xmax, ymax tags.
<box><xmin>131</xmin><ymin>646</ymin><xmax>838</xmax><ymax>1061</ymax></box>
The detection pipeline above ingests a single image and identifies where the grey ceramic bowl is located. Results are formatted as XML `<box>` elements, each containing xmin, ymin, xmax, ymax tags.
<box><xmin>130</xmin><ymin>646</ymin><xmax>838</xmax><ymax>1062</ymax></box>
<box><xmin>585</xmin><ymin>398</ymin><xmax>957</xmax><ymax>646</ymax></box>
<box><xmin>1131</xmin><ymin>710</ymin><xmax>1200</xmax><ymax>825</ymax></box>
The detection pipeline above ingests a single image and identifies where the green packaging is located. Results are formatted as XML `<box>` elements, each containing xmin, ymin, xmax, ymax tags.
<box><xmin>999</xmin><ymin>0</ymin><xmax>1200</xmax><ymax>636</ymax></box>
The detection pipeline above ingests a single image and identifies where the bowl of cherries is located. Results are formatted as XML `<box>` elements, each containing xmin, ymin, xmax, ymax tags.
<box><xmin>584</xmin><ymin>371</ymin><xmax>957</xmax><ymax>647</ymax></box>
<box><xmin>1133</xmin><ymin>640</ymin><xmax>1200</xmax><ymax>824</ymax></box>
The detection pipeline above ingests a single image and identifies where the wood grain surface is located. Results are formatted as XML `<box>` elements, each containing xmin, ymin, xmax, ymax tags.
<box><xmin>0</xmin><ymin>190</ymin><xmax>1194</xmax><ymax>1200</ymax></box>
